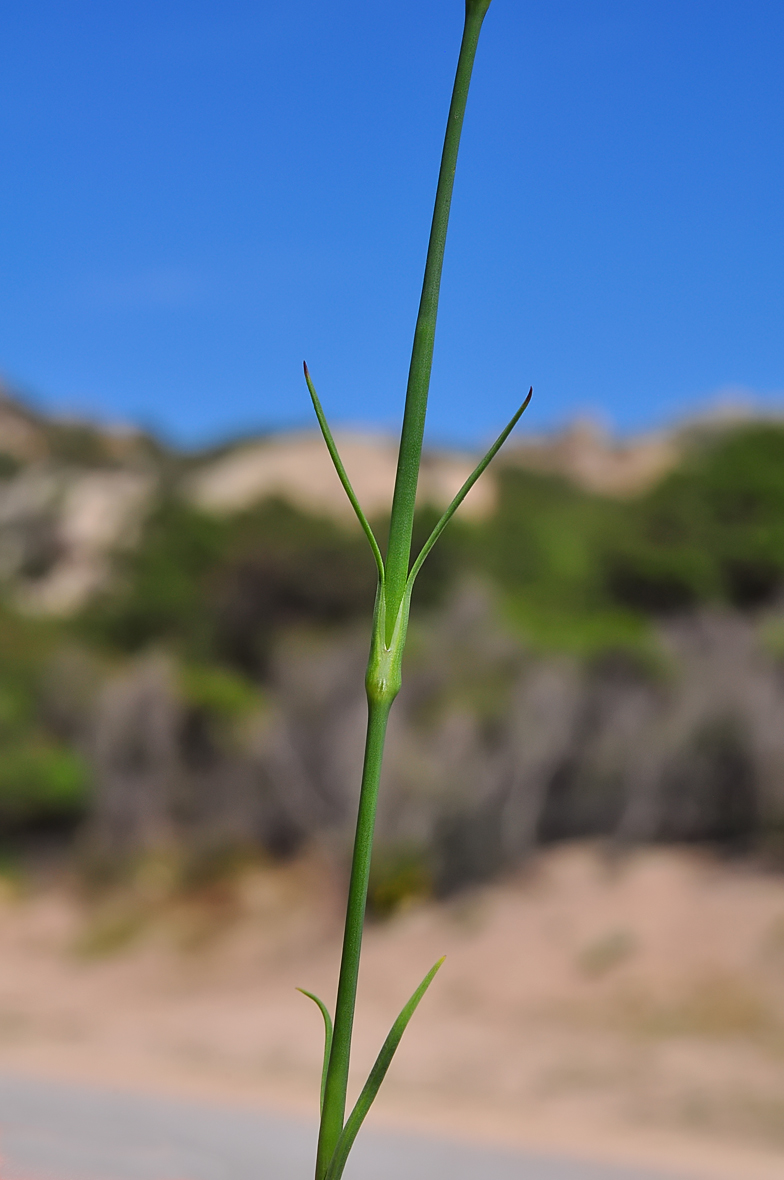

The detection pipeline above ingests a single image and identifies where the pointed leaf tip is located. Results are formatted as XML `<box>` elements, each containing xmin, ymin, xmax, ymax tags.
<box><xmin>302</xmin><ymin>363</ymin><xmax>385</xmax><ymax>581</ymax></box>
<box><xmin>405</xmin><ymin>388</ymin><xmax>533</xmax><ymax>590</ymax></box>
<box><xmin>297</xmin><ymin>987</ymin><xmax>333</xmax><ymax>1116</ymax></box>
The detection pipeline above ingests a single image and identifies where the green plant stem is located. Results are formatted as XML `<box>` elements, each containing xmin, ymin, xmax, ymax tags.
<box><xmin>384</xmin><ymin>0</ymin><xmax>492</xmax><ymax>641</ymax></box>
<box><xmin>312</xmin><ymin>5</ymin><xmax>494</xmax><ymax>1177</ymax></box>
<box><xmin>315</xmin><ymin>696</ymin><xmax>392</xmax><ymax>1180</ymax></box>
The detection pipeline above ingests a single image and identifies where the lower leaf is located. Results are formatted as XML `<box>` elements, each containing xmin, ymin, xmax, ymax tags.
<box><xmin>324</xmin><ymin>957</ymin><xmax>445</xmax><ymax>1180</ymax></box>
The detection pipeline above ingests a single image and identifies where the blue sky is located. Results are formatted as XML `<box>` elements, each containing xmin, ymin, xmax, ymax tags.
<box><xmin>1</xmin><ymin>1</ymin><xmax>782</xmax><ymax>450</ymax></box>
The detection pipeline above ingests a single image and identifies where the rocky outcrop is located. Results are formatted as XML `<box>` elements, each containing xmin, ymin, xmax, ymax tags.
<box><xmin>0</xmin><ymin>465</ymin><xmax>154</xmax><ymax>613</ymax></box>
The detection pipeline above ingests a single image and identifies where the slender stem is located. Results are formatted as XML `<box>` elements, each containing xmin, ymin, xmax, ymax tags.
<box><xmin>384</xmin><ymin>1</ymin><xmax>491</xmax><ymax>641</ymax></box>
<box><xmin>312</xmin><ymin>6</ymin><xmax>494</xmax><ymax>1177</ymax></box>
<box><xmin>316</xmin><ymin>697</ymin><xmax>392</xmax><ymax>1180</ymax></box>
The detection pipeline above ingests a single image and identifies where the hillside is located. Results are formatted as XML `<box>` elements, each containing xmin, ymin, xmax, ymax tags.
<box><xmin>2</xmin><ymin>381</ymin><xmax>784</xmax><ymax>890</ymax></box>
<box><xmin>0</xmin><ymin>380</ymin><xmax>689</xmax><ymax>616</ymax></box>
<box><xmin>0</xmin><ymin>383</ymin><xmax>498</xmax><ymax>616</ymax></box>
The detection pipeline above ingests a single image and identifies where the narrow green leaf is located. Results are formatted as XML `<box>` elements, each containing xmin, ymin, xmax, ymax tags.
<box><xmin>297</xmin><ymin>988</ymin><xmax>334</xmax><ymax>1115</ymax></box>
<box><xmin>406</xmin><ymin>387</ymin><xmax>532</xmax><ymax>589</ymax></box>
<box><xmin>304</xmin><ymin>362</ymin><xmax>385</xmax><ymax>582</ymax></box>
<box><xmin>324</xmin><ymin>957</ymin><xmax>445</xmax><ymax>1180</ymax></box>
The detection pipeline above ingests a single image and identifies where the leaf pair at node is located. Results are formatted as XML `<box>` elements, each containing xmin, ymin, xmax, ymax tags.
<box><xmin>299</xmin><ymin>361</ymin><xmax>531</xmax><ymax>1179</ymax></box>
<box><xmin>303</xmin><ymin>362</ymin><xmax>532</xmax><ymax>600</ymax></box>
<box><xmin>299</xmin><ymin>956</ymin><xmax>444</xmax><ymax>1180</ymax></box>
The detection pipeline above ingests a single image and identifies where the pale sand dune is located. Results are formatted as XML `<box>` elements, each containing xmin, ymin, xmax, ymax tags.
<box><xmin>0</xmin><ymin>843</ymin><xmax>782</xmax><ymax>1179</ymax></box>
<box><xmin>185</xmin><ymin>431</ymin><xmax>495</xmax><ymax>522</ymax></box>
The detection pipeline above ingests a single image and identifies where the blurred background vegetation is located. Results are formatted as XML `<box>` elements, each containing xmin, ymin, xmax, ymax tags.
<box><xmin>2</xmin><ymin>387</ymin><xmax>784</xmax><ymax>910</ymax></box>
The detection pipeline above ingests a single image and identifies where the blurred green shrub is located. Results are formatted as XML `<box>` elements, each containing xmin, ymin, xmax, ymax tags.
<box><xmin>475</xmin><ymin>424</ymin><xmax>784</xmax><ymax>635</ymax></box>
<box><xmin>0</xmin><ymin>452</ymin><xmax>21</xmax><ymax>479</ymax></box>
<box><xmin>471</xmin><ymin>467</ymin><xmax>651</xmax><ymax>654</ymax></box>
<box><xmin>368</xmin><ymin>845</ymin><xmax>432</xmax><ymax>919</ymax></box>
<box><xmin>0</xmin><ymin>606</ymin><xmax>90</xmax><ymax>830</ymax></box>
<box><xmin>179</xmin><ymin>663</ymin><xmax>264</xmax><ymax>720</ymax></box>
<box><xmin>85</xmin><ymin>498</ymin><xmax>380</xmax><ymax>672</ymax></box>
<box><xmin>605</xmin><ymin>426</ymin><xmax>784</xmax><ymax>612</ymax></box>
<box><xmin>0</xmin><ymin>742</ymin><xmax>89</xmax><ymax>826</ymax></box>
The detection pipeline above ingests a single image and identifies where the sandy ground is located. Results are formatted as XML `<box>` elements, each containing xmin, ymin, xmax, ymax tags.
<box><xmin>0</xmin><ymin>842</ymin><xmax>782</xmax><ymax>1180</ymax></box>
